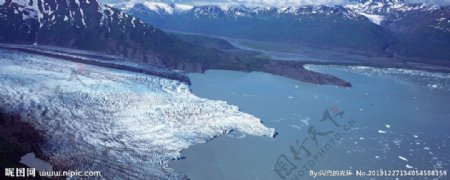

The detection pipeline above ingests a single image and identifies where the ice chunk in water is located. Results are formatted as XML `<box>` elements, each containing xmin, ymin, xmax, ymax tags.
<box><xmin>398</xmin><ymin>156</ymin><xmax>409</xmax><ymax>161</ymax></box>
<box><xmin>378</xmin><ymin>130</ymin><xmax>387</xmax><ymax>134</ymax></box>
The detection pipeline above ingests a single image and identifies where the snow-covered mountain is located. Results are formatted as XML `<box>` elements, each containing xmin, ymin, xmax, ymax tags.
<box><xmin>110</xmin><ymin>0</ymin><xmax>446</xmax><ymax>26</ymax></box>
<box><xmin>112</xmin><ymin>0</ymin><xmax>361</xmax><ymax>19</ymax></box>
<box><xmin>111</xmin><ymin>0</ymin><xmax>450</xmax><ymax>64</ymax></box>
<box><xmin>0</xmin><ymin>0</ymin><xmax>255</xmax><ymax>73</ymax></box>
<box><xmin>0</xmin><ymin>47</ymin><xmax>275</xmax><ymax>179</ymax></box>
<box><xmin>347</xmin><ymin>0</ymin><xmax>448</xmax><ymax>30</ymax></box>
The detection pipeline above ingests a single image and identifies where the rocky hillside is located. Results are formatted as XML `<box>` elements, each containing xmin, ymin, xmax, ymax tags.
<box><xmin>0</xmin><ymin>0</ymin><xmax>248</xmax><ymax>72</ymax></box>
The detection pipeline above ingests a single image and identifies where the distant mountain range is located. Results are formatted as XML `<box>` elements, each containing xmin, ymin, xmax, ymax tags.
<box><xmin>112</xmin><ymin>0</ymin><xmax>450</xmax><ymax>65</ymax></box>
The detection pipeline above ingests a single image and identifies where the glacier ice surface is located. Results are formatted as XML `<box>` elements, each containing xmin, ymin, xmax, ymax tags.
<box><xmin>0</xmin><ymin>49</ymin><xmax>275</xmax><ymax>179</ymax></box>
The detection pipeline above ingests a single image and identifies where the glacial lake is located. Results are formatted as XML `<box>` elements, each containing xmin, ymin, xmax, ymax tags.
<box><xmin>170</xmin><ymin>65</ymin><xmax>450</xmax><ymax>180</ymax></box>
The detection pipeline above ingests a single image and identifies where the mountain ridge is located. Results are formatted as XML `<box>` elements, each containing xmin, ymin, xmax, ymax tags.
<box><xmin>0</xmin><ymin>0</ymin><xmax>250</xmax><ymax>71</ymax></box>
<box><xmin>113</xmin><ymin>0</ymin><xmax>450</xmax><ymax>64</ymax></box>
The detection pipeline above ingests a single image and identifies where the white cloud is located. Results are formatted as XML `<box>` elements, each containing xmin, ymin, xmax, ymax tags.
<box><xmin>407</xmin><ymin>0</ymin><xmax>450</xmax><ymax>4</ymax></box>
<box><xmin>230</xmin><ymin>0</ymin><xmax>348</xmax><ymax>6</ymax></box>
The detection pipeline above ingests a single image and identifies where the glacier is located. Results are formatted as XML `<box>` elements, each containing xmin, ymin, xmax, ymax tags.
<box><xmin>0</xmin><ymin>48</ymin><xmax>275</xmax><ymax>179</ymax></box>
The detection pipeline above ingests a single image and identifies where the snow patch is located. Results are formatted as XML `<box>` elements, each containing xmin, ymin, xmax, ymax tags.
<box><xmin>358</xmin><ymin>12</ymin><xmax>384</xmax><ymax>25</ymax></box>
<box><xmin>175</xmin><ymin>4</ymin><xmax>194</xmax><ymax>11</ymax></box>
<box><xmin>142</xmin><ymin>1</ymin><xmax>174</xmax><ymax>14</ymax></box>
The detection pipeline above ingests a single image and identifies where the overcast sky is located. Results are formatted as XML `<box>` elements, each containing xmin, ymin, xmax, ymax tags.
<box><xmin>101</xmin><ymin>0</ymin><xmax>450</xmax><ymax>6</ymax></box>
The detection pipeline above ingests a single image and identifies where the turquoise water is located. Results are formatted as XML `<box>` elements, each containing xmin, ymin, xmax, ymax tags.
<box><xmin>169</xmin><ymin>65</ymin><xmax>450</xmax><ymax>180</ymax></box>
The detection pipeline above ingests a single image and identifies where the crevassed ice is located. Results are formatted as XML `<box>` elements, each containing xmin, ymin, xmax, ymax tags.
<box><xmin>0</xmin><ymin>49</ymin><xmax>275</xmax><ymax>179</ymax></box>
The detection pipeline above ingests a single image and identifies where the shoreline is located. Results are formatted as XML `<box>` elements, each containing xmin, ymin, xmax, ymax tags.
<box><xmin>295</xmin><ymin>60</ymin><xmax>450</xmax><ymax>74</ymax></box>
<box><xmin>2</xmin><ymin>43</ymin><xmax>447</xmax><ymax>90</ymax></box>
<box><xmin>0</xmin><ymin>43</ymin><xmax>352</xmax><ymax>87</ymax></box>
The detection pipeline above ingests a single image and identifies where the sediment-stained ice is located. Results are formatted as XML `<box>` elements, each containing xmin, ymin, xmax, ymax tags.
<box><xmin>0</xmin><ymin>49</ymin><xmax>275</xmax><ymax>179</ymax></box>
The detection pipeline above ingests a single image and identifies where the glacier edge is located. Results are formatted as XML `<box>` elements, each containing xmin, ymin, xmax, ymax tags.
<box><xmin>0</xmin><ymin>48</ymin><xmax>275</xmax><ymax>179</ymax></box>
